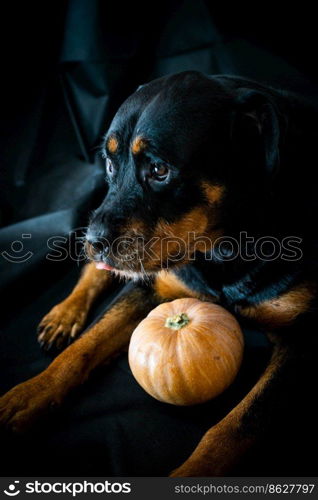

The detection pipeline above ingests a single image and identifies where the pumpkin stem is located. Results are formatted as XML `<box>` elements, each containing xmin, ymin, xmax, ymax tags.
<box><xmin>165</xmin><ymin>313</ymin><xmax>190</xmax><ymax>330</ymax></box>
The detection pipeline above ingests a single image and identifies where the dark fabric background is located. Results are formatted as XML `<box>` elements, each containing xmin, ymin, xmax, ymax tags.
<box><xmin>0</xmin><ymin>1</ymin><xmax>317</xmax><ymax>476</ymax></box>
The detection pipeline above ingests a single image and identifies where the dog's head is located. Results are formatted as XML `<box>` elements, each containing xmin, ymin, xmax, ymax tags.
<box><xmin>86</xmin><ymin>71</ymin><xmax>281</xmax><ymax>278</ymax></box>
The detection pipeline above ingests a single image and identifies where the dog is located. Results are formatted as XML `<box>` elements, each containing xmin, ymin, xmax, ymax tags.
<box><xmin>0</xmin><ymin>71</ymin><xmax>317</xmax><ymax>476</ymax></box>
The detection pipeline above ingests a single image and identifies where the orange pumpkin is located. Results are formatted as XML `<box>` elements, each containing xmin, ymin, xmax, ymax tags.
<box><xmin>128</xmin><ymin>298</ymin><xmax>244</xmax><ymax>405</ymax></box>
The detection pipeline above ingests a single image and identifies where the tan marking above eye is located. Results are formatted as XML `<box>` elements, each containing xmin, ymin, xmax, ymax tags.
<box><xmin>201</xmin><ymin>182</ymin><xmax>225</xmax><ymax>204</ymax></box>
<box><xmin>131</xmin><ymin>136</ymin><xmax>147</xmax><ymax>154</ymax></box>
<box><xmin>107</xmin><ymin>136</ymin><xmax>118</xmax><ymax>154</ymax></box>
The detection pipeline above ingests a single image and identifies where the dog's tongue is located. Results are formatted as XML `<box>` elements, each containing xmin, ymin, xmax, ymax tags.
<box><xmin>95</xmin><ymin>262</ymin><xmax>114</xmax><ymax>271</ymax></box>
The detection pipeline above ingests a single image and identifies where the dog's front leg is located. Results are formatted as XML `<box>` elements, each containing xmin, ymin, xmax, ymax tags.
<box><xmin>0</xmin><ymin>284</ymin><xmax>155</xmax><ymax>433</ymax></box>
<box><xmin>170</xmin><ymin>335</ymin><xmax>300</xmax><ymax>477</ymax></box>
<box><xmin>37</xmin><ymin>262</ymin><xmax>115</xmax><ymax>350</ymax></box>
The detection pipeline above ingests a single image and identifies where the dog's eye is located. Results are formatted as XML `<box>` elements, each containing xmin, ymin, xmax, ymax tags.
<box><xmin>150</xmin><ymin>163</ymin><xmax>169</xmax><ymax>181</ymax></box>
<box><xmin>106</xmin><ymin>158</ymin><xmax>114</xmax><ymax>176</ymax></box>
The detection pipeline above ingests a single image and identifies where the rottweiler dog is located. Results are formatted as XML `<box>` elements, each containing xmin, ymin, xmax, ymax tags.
<box><xmin>1</xmin><ymin>71</ymin><xmax>317</xmax><ymax>476</ymax></box>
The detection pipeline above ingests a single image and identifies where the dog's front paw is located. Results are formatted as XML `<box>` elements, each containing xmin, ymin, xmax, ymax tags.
<box><xmin>0</xmin><ymin>374</ymin><xmax>59</xmax><ymax>433</ymax></box>
<box><xmin>37</xmin><ymin>297</ymin><xmax>88</xmax><ymax>351</ymax></box>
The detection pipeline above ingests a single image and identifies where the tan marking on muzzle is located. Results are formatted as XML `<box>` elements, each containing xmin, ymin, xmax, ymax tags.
<box><xmin>149</xmin><ymin>207</ymin><xmax>220</xmax><ymax>265</ymax></box>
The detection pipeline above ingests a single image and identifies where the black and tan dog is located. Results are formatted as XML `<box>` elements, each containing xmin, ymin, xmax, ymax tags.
<box><xmin>1</xmin><ymin>71</ymin><xmax>318</xmax><ymax>476</ymax></box>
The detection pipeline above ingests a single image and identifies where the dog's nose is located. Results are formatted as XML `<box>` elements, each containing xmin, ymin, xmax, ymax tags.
<box><xmin>90</xmin><ymin>239</ymin><xmax>107</xmax><ymax>253</ymax></box>
<box><xmin>86</xmin><ymin>237</ymin><xmax>109</xmax><ymax>257</ymax></box>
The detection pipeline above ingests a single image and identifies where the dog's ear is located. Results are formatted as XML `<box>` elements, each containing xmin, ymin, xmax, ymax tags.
<box><xmin>231</xmin><ymin>88</ymin><xmax>281</xmax><ymax>176</ymax></box>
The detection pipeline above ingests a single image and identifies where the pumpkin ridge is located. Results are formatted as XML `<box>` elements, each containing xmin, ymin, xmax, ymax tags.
<box><xmin>174</xmin><ymin>330</ymin><xmax>198</xmax><ymax>404</ymax></box>
<box><xmin>196</xmin><ymin>318</ymin><xmax>243</xmax><ymax>345</ymax></box>
<box><xmin>180</xmin><ymin>330</ymin><xmax>216</xmax><ymax>394</ymax></box>
<box><xmin>149</xmin><ymin>329</ymin><xmax>173</xmax><ymax>401</ymax></box>
<box><xmin>161</xmin><ymin>331</ymin><xmax>180</xmax><ymax>403</ymax></box>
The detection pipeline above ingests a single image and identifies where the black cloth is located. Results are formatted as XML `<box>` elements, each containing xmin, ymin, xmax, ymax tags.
<box><xmin>0</xmin><ymin>1</ymin><xmax>317</xmax><ymax>476</ymax></box>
